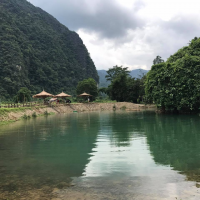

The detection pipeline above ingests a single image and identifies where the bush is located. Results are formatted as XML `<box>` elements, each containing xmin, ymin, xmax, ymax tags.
<box><xmin>44</xmin><ymin>110</ymin><xmax>49</xmax><ymax>115</ymax></box>
<box><xmin>22</xmin><ymin>114</ymin><xmax>30</xmax><ymax>119</ymax></box>
<box><xmin>32</xmin><ymin>112</ymin><xmax>37</xmax><ymax>118</ymax></box>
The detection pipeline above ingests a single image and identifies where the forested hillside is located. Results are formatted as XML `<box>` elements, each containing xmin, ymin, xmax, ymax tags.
<box><xmin>0</xmin><ymin>0</ymin><xmax>99</xmax><ymax>99</ymax></box>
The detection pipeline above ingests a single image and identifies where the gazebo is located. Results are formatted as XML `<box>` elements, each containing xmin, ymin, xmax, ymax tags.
<box><xmin>33</xmin><ymin>90</ymin><xmax>53</xmax><ymax>103</ymax></box>
<box><xmin>55</xmin><ymin>92</ymin><xmax>71</xmax><ymax>98</ymax></box>
<box><xmin>78</xmin><ymin>92</ymin><xmax>92</xmax><ymax>102</ymax></box>
<box><xmin>78</xmin><ymin>92</ymin><xmax>92</xmax><ymax>97</ymax></box>
<box><xmin>55</xmin><ymin>92</ymin><xmax>72</xmax><ymax>103</ymax></box>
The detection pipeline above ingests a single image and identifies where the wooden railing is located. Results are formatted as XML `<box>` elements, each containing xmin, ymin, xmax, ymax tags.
<box><xmin>0</xmin><ymin>102</ymin><xmax>73</xmax><ymax>108</ymax></box>
<box><xmin>0</xmin><ymin>102</ymin><xmax>47</xmax><ymax>108</ymax></box>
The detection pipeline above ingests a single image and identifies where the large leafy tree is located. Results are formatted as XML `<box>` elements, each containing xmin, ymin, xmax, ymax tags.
<box><xmin>105</xmin><ymin>65</ymin><xmax>130</xmax><ymax>82</ymax></box>
<box><xmin>107</xmin><ymin>74</ymin><xmax>128</xmax><ymax>102</ymax></box>
<box><xmin>106</xmin><ymin>66</ymin><xmax>145</xmax><ymax>102</ymax></box>
<box><xmin>14</xmin><ymin>87</ymin><xmax>31</xmax><ymax>103</ymax></box>
<box><xmin>126</xmin><ymin>76</ymin><xmax>146</xmax><ymax>103</ymax></box>
<box><xmin>145</xmin><ymin>38</ymin><xmax>200</xmax><ymax>112</ymax></box>
<box><xmin>76</xmin><ymin>78</ymin><xmax>98</xmax><ymax>99</ymax></box>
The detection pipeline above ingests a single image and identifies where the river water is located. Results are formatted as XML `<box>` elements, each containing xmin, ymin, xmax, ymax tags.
<box><xmin>0</xmin><ymin>111</ymin><xmax>200</xmax><ymax>199</ymax></box>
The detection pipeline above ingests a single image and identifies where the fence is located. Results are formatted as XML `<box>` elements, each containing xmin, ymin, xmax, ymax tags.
<box><xmin>0</xmin><ymin>102</ymin><xmax>72</xmax><ymax>108</ymax></box>
<box><xmin>0</xmin><ymin>102</ymin><xmax>47</xmax><ymax>108</ymax></box>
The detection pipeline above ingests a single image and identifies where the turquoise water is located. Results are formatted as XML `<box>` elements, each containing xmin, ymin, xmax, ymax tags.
<box><xmin>1</xmin><ymin>111</ymin><xmax>200</xmax><ymax>199</ymax></box>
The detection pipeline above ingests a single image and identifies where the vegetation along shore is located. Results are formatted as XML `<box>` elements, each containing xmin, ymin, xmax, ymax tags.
<box><xmin>0</xmin><ymin>102</ymin><xmax>156</xmax><ymax>125</ymax></box>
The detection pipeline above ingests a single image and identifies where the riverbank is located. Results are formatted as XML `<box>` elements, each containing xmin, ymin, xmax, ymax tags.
<box><xmin>0</xmin><ymin>102</ymin><xmax>156</xmax><ymax>124</ymax></box>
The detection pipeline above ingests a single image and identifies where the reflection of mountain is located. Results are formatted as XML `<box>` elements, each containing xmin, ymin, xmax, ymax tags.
<box><xmin>0</xmin><ymin>113</ymin><xmax>99</xmax><ymax>183</ymax></box>
<box><xmin>144</xmin><ymin>114</ymin><xmax>200</xmax><ymax>181</ymax></box>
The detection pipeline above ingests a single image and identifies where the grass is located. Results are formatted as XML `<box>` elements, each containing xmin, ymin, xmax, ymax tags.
<box><xmin>0</xmin><ymin>120</ymin><xmax>16</xmax><ymax>126</ymax></box>
<box><xmin>22</xmin><ymin>114</ymin><xmax>31</xmax><ymax>119</ymax></box>
<box><xmin>0</xmin><ymin>105</ymin><xmax>49</xmax><ymax>116</ymax></box>
<box><xmin>94</xmin><ymin>99</ymin><xmax>117</xmax><ymax>103</ymax></box>
<box><xmin>0</xmin><ymin>106</ymin><xmax>55</xmax><ymax>126</ymax></box>
<box><xmin>0</xmin><ymin>107</ymin><xmax>29</xmax><ymax>116</ymax></box>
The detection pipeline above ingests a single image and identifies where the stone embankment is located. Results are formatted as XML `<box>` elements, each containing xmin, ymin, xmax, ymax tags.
<box><xmin>0</xmin><ymin>102</ymin><xmax>156</xmax><ymax>122</ymax></box>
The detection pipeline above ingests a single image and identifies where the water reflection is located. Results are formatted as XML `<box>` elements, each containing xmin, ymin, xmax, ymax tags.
<box><xmin>0</xmin><ymin>113</ymin><xmax>100</xmax><ymax>196</ymax></box>
<box><xmin>144</xmin><ymin>113</ymin><xmax>200</xmax><ymax>181</ymax></box>
<box><xmin>110</xmin><ymin>112</ymin><xmax>145</xmax><ymax>146</ymax></box>
<box><xmin>1</xmin><ymin>111</ymin><xmax>200</xmax><ymax>199</ymax></box>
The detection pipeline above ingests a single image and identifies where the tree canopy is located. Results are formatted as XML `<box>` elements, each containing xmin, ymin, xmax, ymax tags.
<box><xmin>145</xmin><ymin>38</ymin><xmax>200</xmax><ymax>112</ymax></box>
<box><xmin>105</xmin><ymin>65</ymin><xmax>130</xmax><ymax>82</ymax></box>
<box><xmin>13</xmin><ymin>87</ymin><xmax>31</xmax><ymax>103</ymax></box>
<box><xmin>153</xmin><ymin>55</ymin><xmax>164</xmax><ymax>65</ymax></box>
<box><xmin>105</xmin><ymin>66</ymin><xmax>145</xmax><ymax>102</ymax></box>
<box><xmin>76</xmin><ymin>78</ymin><xmax>98</xmax><ymax>99</ymax></box>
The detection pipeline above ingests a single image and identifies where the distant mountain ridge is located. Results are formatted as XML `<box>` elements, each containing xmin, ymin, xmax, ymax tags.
<box><xmin>0</xmin><ymin>0</ymin><xmax>98</xmax><ymax>99</ymax></box>
<box><xmin>98</xmin><ymin>69</ymin><xmax>148</xmax><ymax>88</ymax></box>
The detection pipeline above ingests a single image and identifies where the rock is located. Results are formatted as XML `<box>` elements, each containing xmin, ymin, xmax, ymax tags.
<box><xmin>52</xmin><ymin>188</ymin><xmax>60</xmax><ymax>194</ymax></box>
<box><xmin>196</xmin><ymin>183</ymin><xmax>200</xmax><ymax>188</ymax></box>
<box><xmin>56</xmin><ymin>182</ymin><xmax>71</xmax><ymax>189</ymax></box>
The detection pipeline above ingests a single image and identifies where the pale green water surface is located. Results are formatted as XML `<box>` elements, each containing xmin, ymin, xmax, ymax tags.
<box><xmin>0</xmin><ymin>111</ymin><xmax>200</xmax><ymax>199</ymax></box>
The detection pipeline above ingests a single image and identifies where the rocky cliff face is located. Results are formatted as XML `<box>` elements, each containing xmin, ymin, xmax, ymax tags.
<box><xmin>0</xmin><ymin>0</ymin><xmax>99</xmax><ymax>99</ymax></box>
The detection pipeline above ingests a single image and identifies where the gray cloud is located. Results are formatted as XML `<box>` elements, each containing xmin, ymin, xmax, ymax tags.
<box><xmin>29</xmin><ymin>0</ymin><xmax>145</xmax><ymax>39</ymax></box>
<box><xmin>150</xmin><ymin>15</ymin><xmax>200</xmax><ymax>61</ymax></box>
<box><xmin>29</xmin><ymin>0</ymin><xmax>200</xmax><ymax>70</ymax></box>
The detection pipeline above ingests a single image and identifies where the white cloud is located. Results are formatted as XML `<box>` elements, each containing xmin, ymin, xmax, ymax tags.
<box><xmin>29</xmin><ymin>0</ymin><xmax>200</xmax><ymax>70</ymax></box>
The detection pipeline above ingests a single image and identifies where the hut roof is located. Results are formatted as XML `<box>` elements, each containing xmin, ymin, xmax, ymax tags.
<box><xmin>33</xmin><ymin>90</ymin><xmax>53</xmax><ymax>98</ymax></box>
<box><xmin>55</xmin><ymin>92</ymin><xmax>71</xmax><ymax>98</ymax></box>
<box><xmin>78</xmin><ymin>92</ymin><xmax>92</xmax><ymax>97</ymax></box>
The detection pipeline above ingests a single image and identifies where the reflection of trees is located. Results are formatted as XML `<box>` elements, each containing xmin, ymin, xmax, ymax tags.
<box><xmin>108</xmin><ymin>112</ymin><xmax>146</xmax><ymax>147</ymax></box>
<box><xmin>0</xmin><ymin>113</ymin><xmax>100</xmax><ymax>186</ymax></box>
<box><xmin>144</xmin><ymin>114</ymin><xmax>200</xmax><ymax>181</ymax></box>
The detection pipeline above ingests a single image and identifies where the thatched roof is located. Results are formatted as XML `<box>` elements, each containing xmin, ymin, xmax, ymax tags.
<box><xmin>78</xmin><ymin>92</ymin><xmax>92</xmax><ymax>97</ymax></box>
<box><xmin>33</xmin><ymin>90</ymin><xmax>53</xmax><ymax>98</ymax></box>
<box><xmin>55</xmin><ymin>92</ymin><xmax>71</xmax><ymax>98</ymax></box>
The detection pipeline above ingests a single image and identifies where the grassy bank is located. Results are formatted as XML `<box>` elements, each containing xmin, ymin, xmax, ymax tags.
<box><xmin>0</xmin><ymin>120</ymin><xmax>16</xmax><ymax>126</ymax></box>
<box><xmin>0</xmin><ymin>107</ymin><xmax>31</xmax><ymax>115</ymax></box>
<box><xmin>0</xmin><ymin>102</ymin><xmax>155</xmax><ymax>126</ymax></box>
<box><xmin>0</xmin><ymin>106</ymin><xmax>55</xmax><ymax>126</ymax></box>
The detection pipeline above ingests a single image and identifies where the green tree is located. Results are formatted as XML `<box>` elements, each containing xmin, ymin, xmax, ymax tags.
<box><xmin>126</xmin><ymin>76</ymin><xmax>146</xmax><ymax>103</ymax></box>
<box><xmin>98</xmin><ymin>87</ymin><xmax>107</xmax><ymax>94</ymax></box>
<box><xmin>107</xmin><ymin>74</ymin><xmax>128</xmax><ymax>102</ymax></box>
<box><xmin>105</xmin><ymin>66</ymin><xmax>146</xmax><ymax>103</ymax></box>
<box><xmin>153</xmin><ymin>55</ymin><xmax>164</xmax><ymax>65</ymax></box>
<box><xmin>145</xmin><ymin>38</ymin><xmax>200</xmax><ymax>112</ymax></box>
<box><xmin>14</xmin><ymin>87</ymin><xmax>31</xmax><ymax>103</ymax></box>
<box><xmin>105</xmin><ymin>65</ymin><xmax>130</xmax><ymax>82</ymax></box>
<box><xmin>76</xmin><ymin>78</ymin><xmax>98</xmax><ymax>99</ymax></box>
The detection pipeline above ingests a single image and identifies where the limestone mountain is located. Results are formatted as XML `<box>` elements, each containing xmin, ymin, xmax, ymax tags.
<box><xmin>0</xmin><ymin>0</ymin><xmax>99</xmax><ymax>99</ymax></box>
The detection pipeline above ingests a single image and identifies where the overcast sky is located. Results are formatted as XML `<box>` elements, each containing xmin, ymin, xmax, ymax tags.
<box><xmin>29</xmin><ymin>0</ymin><xmax>200</xmax><ymax>70</ymax></box>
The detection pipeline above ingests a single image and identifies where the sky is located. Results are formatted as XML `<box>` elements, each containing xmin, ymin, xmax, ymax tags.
<box><xmin>28</xmin><ymin>0</ymin><xmax>200</xmax><ymax>70</ymax></box>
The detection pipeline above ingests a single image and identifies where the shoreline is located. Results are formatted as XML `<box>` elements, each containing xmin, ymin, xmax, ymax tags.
<box><xmin>0</xmin><ymin>102</ymin><xmax>156</xmax><ymax>125</ymax></box>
